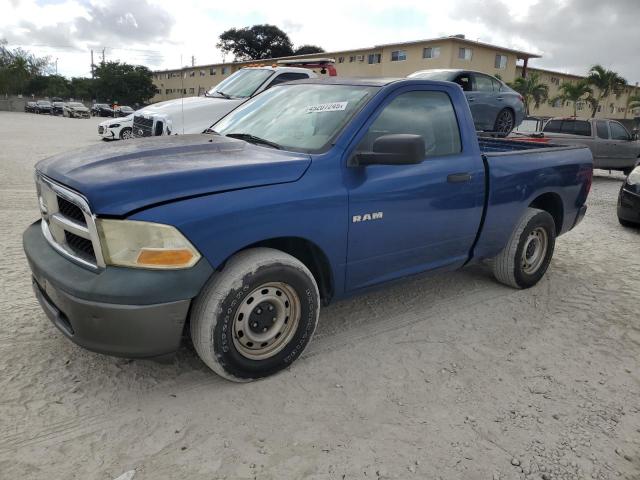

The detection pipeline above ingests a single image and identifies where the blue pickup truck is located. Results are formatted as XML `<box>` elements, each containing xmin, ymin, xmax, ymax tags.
<box><xmin>24</xmin><ymin>77</ymin><xmax>593</xmax><ymax>381</ymax></box>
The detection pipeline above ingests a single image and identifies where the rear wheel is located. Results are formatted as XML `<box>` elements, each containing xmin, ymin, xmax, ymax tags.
<box><xmin>190</xmin><ymin>248</ymin><xmax>320</xmax><ymax>382</ymax></box>
<box><xmin>619</xmin><ymin>217</ymin><xmax>638</xmax><ymax>228</ymax></box>
<box><xmin>494</xmin><ymin>108</ymin><xmax>515</xmax><ymax>137</ymax></box>
<box><xmin>492</xmin><ymin>208</ymin><xmax>556</xmax><ymax>289</ymax></box>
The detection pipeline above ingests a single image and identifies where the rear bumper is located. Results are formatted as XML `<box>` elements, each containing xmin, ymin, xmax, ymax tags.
<box><xmin>23</xmin><ymin>221</ymin><xmax>213</xmax><ymax>357</ymax></box>
<box><xmin>618</xmin><ymin>187</ymin><xmax>640</xmax><ymax>224</ymax></box>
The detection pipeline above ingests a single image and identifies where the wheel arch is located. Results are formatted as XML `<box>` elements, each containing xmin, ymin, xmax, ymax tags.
<box><xmin>223</xmin><ymin>236</ymin><xmax>334</xmax><ymax>305</ymax></box>
<box><xmin>529</xmin><ymin>192</ymin><xmax>564</xmax><ymax>235</ymax></box>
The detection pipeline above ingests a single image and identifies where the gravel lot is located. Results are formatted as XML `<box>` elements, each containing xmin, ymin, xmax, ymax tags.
<box><xmin>1</xmin><ymin>111</ymin><xmax>639</xmax><ymax>480</ymax></box>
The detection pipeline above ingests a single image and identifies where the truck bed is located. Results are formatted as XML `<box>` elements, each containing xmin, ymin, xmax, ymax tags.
<box><xmin>478</xmin><ymin>137</ymin><xmax>569</xmax><ymax>154</ymax></box>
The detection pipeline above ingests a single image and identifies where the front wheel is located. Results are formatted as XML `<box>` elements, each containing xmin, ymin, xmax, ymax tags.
<box><xmin>120</xmin><ymin>128</ymin><xmax>133</xmax><ymax>140</ymax></box>
<box><xmin>494</xmin><ymin>108</ymin><xmax>515</xmax><ymax>137</ymax></box>
<box><xmin>492</xmin><ymin>208</ymin><xmax>556</xmax><ymax>289</ymax></box>
<box><xmin>190</xmin><ymin>248</ymin><xmax>320</xmax><ymax>382</ymax></box>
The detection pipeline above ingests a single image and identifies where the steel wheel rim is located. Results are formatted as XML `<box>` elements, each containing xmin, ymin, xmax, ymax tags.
<box><xmin>496</xmin><ymin>110</ymin><xmax>514</xmax><ymax>133</ymax></box>
<box><xmin>521</xmin><ymin>227</ymin><xmax>548</xmax><ymax>275</ymax></box>
<box><xmin>232</xmin><ymin>282</ymin><xmax>301</xmax><ymax>360</ymax></box>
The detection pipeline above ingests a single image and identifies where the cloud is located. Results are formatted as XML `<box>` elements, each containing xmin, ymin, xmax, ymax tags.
<box><xmin>456</xmin><ymin>0</ymin><xmax>640</xmax><ymax>82</ymax></box>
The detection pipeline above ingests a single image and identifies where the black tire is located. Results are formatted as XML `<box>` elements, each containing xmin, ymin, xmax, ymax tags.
<box><xmin>622</xmin><ymin>168</ymin><xmax>633</xmax><ymax>176</ymax></box>
<box><xmin>492</xmin><ymin>208</ymin><xmax>556</xmax><ymax>289</ymax></box>
<box><xmin>494</xmin><ymin>108</ymin><xmax>515</xmax><ymax>137</ymax></box>
<box><xmin>618</xmin><ymin>217</ymin><xmax>638</xmax><ymax>228</ymax></box>
<box><xmin>191</xmin><ymin>248</ymin><xmax>320</xmax><ymax>382</ymax></box>
<box><xmin>119</xmin><ymin>128</ymin><xmax>133</xmax><ymax>140</ymax></box>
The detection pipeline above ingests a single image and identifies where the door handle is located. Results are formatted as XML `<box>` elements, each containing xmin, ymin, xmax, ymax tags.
<box><xmin>447</xmin><ymin>172</ymin><xmax>472</xmax><ymax>183</ymax></box>
<box><xmin>496</xmin><ymin>96</ymin><xmax>504</xmax><ymax>101</ymax></box>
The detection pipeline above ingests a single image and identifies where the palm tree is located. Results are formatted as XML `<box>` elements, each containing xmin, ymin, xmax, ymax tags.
<box><xmin>625</xmin><ymin>94</ymin><xmax>640</xmax><ymax>119</ymax></box>
<box><xmin>509</xmin><ymin>72</ymin><xmax>549</xmax><ymax>115</ymax></box>
<box><xmin>551</xmin><ymin>81</ymin><xmax>592</xmax><ymax>117</ymax></box>
<box><xmin>586</xmin><ymin>65</ymin><xmax>627</xmax><ymax>117</ymax></box>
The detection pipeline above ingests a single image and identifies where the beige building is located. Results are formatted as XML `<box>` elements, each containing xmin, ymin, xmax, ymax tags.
<box><xmin>151</xmin><ymin>34</ymin><xmax>639</xmax><ymax>121</ymax></box>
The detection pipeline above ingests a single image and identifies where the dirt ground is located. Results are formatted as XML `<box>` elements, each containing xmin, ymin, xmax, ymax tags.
<box><xmin>0</xmin><ymin>111</ymin><xmax>639</xmax><ymax>480</ymax></box>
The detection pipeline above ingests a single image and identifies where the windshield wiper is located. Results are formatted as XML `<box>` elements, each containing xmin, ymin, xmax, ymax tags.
<box><xmin>215</xmin><ymin>90</ymin><xmax>232</xmax><ymax>99</ymax></box>
<box><xmin>225</xmin><ymin>133</ymin><xmax>282</xmax><ymax>149</ymax></box>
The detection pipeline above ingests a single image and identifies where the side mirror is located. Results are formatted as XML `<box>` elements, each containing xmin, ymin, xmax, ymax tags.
<box><xmin>632</xmin><ymin>131</ymin><xmax>639</xmax><ymax>141</ymax></box>
<box><xmin>354</xmin><ymin>134</ymin><xmax>425</xmax><ymax>166</ymax></box>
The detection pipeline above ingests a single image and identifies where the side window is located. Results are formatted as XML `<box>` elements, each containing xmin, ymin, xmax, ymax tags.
<box><xmin>474</xmin><ymin>74</ymin><xmax>495</xmax><ymax>92</ymax></box>
<box><xmin>454</xmin><ymin>74</ymin><xmax>472</xmax><ymax>92</ymax></box>
<box><xmin>610</xmin><ymin>121</ymin><xmax>630</xmax><ymax>140</ymax></box>
<box><xmin>356</xmin><ymin>91</ymin><xmax>462</xmax><ymax>158</ymax></box>
<box><xmin>269</xmin><ymin>72</ymin><xmax>309</xmax><ymax>88</ymax></box>
<box><xmin>543</xmin><ymin>119</ymin><xmax>562</xmax><ymax>133</ymax></box>
<box><xmin>596</xmin><ymin>120</ymin><xmax>609</xmax><ymax>139</ymax></box>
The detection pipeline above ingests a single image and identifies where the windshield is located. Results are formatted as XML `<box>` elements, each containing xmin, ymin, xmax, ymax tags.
<box><xmin>67</xmin><ymin>102</ymin><xmax>84</xmax><ymax>108</ymax></box>
<box><xmin>408</xmin><ymin>70</ymin><xmax>455</xmax><ymax>81</ymax></box>
<box><xmin>213</xmin><ymin>83</ymin><xmax>378</xmax><ymax>152</ymax></box>
<box><xmin>37</xmin><ymin>101</ymin><xmax>51</xmax><ymax>105</ymax></box>
<box><xmin>206</xmin><ymin>69</ymin><xmax>274</xmax><ymax>99</ymax></box>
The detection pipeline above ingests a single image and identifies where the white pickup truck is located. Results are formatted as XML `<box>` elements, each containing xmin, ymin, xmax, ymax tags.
<box><xmin>132</xmin><ymin>66</ymin><xmax>321</xmax><ymax>138</ymax></box>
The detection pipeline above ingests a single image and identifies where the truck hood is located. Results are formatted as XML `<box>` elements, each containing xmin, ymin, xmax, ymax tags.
<box><xmin>136</xmin><ymin>96</ymin><xmax>244</xmax><ymax>134</ymax></box>
<box><xmin>36</xmin><ymin>135</ymin><xmax>311</xmax><ymax>216</ymax></box>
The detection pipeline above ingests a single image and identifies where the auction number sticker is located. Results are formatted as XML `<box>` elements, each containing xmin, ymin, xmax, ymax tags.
<box><xmin>306</xmin><ymin>101</ymin><xmax>348</xmax><ymax>113</ymax></box>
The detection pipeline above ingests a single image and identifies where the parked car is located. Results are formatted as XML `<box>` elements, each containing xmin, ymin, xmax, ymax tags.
<box><xmin>618</xmin><ymin>164</ymin><xmax>640</xmax><ymax>226</ymax></box>
<box><xmin>537</xmin><ymin>118</ymin><xmax>640</xmax><ymax>174</ymax></box>
<box><xmin>51</xmin><ymin>102</ymin><xmax>65</xmax><ymax>116</ymax></box>
<box><xmin>132</xmin><ymin>66</ymin><xmax>319</xmax><ymax>138</ymax></box>
<box><xmin>92</xmin><ymin>103</ymin><xmax>115</xmax><ymax>117</ymax></box>
<box><xmin>25</xmin><ymin>101</ymin><xmax>37</xmax><ymax>113</ymax></box>
<box><xmin>35</xmin><ymin>100</ymin><xmax>52</xmax><ymax>114</ymax></box>
<box><xmin>24</xmin><ymin>77</ymin><xmax>592</xmax><ymax>381</ymax></box>
<box><xmin>63</xmin><ymin>102</ymin><xmax>90</xmax><ymax>118</ymax></box>
<box><xmin>408</xmin><ymin>69</ymin><xmax>525</xmax><ymax>136</ymax></box>
<box><xmin>116</xmin><ymin>106</ymin><xmax>134</xmax><ymax>117</ymax></box>
<box><xmin>98</xmin><ymin>114</ymin><xmax>133</xmax><ymax>140</ymax></box>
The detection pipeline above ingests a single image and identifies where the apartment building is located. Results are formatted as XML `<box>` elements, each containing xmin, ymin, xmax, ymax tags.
<box><xmin>151</xmin><ymin>34</ymin><xmax>639</xmax><ymax>120</ymax></box>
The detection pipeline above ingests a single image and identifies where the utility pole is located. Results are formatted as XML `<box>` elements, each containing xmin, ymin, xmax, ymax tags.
<box><xmin>101</xmin><ymin>48</ymin><xmax>105</xmax><ymax>64</ymax></box>
<box><xmin>55</xmin><ymin>58</ymin><xmax>58</xmax><ymax>75</ymax></box>
<box><xmin>191</xmin><ymin>55</ymin><xmax>195</xmax><ymax>67</ymax></box>
<box><xmin>91</xmin><ymin>49</ymin><xmax>94</xmax><ymax>78</ymax></box>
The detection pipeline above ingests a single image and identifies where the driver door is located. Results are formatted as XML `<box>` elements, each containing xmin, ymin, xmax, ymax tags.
<box><xmin>343</xmin><ymin>88</ymin><xmax>485</xmax><ymax>291</ymax></box>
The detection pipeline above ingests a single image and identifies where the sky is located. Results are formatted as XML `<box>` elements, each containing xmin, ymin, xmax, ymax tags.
<box><xmin>1</xmin><ymin>0</ymin><xmax>639</xmax><ymax>83</ymax></box>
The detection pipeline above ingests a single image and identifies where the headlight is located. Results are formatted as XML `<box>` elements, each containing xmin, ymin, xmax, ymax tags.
<box><xmin>627</xmin><ymin>168</ymin><xmax>640</xmax><ymax>185</ymax></box>
<box><xmin>108</xmin><ymin>123</ymin><xmax>120</xmax><ymax>128</ymax></box>
<box><xmin>96</xmin><ymin>219</ymin><xmax>201</xmax><ymax>269</ymax></box>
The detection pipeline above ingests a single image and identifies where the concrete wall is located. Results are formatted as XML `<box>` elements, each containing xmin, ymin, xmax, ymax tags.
<box><xmin>0</xmin><ymin>96</ymin><xmax>27</xmax><ymax>112</ymax></box>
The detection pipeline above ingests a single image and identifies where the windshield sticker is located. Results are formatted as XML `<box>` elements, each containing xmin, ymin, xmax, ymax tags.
<box><xmin>306</xmin><ymin>101</ymin><xmax>348</xmax><ymax>114</ymax></box>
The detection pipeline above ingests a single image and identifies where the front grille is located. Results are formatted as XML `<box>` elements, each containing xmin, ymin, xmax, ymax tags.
<box><xmin>98</xmin><ymin>126</ymin><xmax>104</xmax><ymax>134</ymax></box>
<box><xmin>64</xmin><ymin>231</ymin><xmax>96</xmax><ymax>262</ymax></box>
<box><xmin>57</xmin><ymin>196</ymin><xmax>86</xmax><ymax>225</ymax></box>
<box><xmin>133</xmin><ymin>115</ymin><xmax>154</xmax><ymax>137</ymax></box>
<box><xmin>36</xmin><ymin>173</ymin><xmax>104</xmax><ymax>270</ymax></box>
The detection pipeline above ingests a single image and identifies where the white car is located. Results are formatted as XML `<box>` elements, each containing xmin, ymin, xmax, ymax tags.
<box><xmin>98</xmin><ymin>114</ymin><xmax>133</xmax><ymax>141</ymax></box>
<box><xmin>132</xmin><ymin>66</ymin><xmax>319</xmax><ymax>138</ymax></box>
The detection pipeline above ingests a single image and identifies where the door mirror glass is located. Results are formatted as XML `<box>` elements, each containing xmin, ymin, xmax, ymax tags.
<box><xmin>355</xmin><ymin>134</ymin><xmax>425</xmax><ymax>166</ymax></box>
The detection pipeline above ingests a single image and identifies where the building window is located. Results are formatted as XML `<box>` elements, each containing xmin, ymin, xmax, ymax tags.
<box><xmin>577</xmin><ymin>101</ymin><xmax>584</xmax><ymax>111</ymax></box>
<box><xmin>221</xmin><ymin>67</ymin><xmax>229</xmax><ymax>75</ymax></box>
<box><xmin>357</xmin><ymin>54</ymin><xmax>365</xmax><ymax>62</ymax></box>
<box><xmin>552</xmin><ymin>98</ymin><xmax>563</xmax><ymax>108</ymax></box>
<box><xmin>189</xmin><ymin>88</ymin><xmax>195</xmax><ymax>94</ymax></box>
<box><xmin>349</xmin><ymin>56</ymin><xmax>356</xmax><ymax>63</ymax></box>
<box><xmin>210</xmin><ymin>67</ymin><xmax>216</xmax><ymax>75</ymax></box>
<box><xmin>458</xmin><ymin>47</ymin><xmax>473</xmax><ymax>60</ymax></box>
<box><xmin>368</xmin><ymin>53</ymin><xmax>381</xmax><ymax>64</ymax></box>
<box><xmin>423</xmin><ymin>47</ymin><xmax>441</xmax><ymax>59</ymax></box>
<box><xmin>200</xmin><ymin>70</ymin><xmax>206</xmax><ymax>77</ymax></box>
<box><xmin>338</xmin><ymin>56</ymin><xmax>345</xmax><ymax>63</ymax></box>
<box><xmin>494</xmin><ymin>54</ymin><xmax>507</xmax><ymax>69</ymax></box>
<box><xmin>550</xmin><ymin>76</ymin><xmax>560</xmax><ymax>86</ymax></box>
<box><xmin>390</xmin><ymin>50</ymin><xmax>407</xmax><ymax>62</ymax></box>
<box><xmin>189</xmin><ymin>71</ymin><xmax>195</xmax><ymax>77</ymax></box>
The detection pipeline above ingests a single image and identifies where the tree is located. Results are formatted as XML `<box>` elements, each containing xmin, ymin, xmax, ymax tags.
<box><xmin>293</xmin><ymin>45</ymin><xmax>325</xmax><ymax>55</ymax></box>
<box><xmin>70</xmin><ymin>77</ymin><xmax>96</xmax><ymax>101</ymax></box>
<box><xmin>0</xmin><ymin>39</ymin><xmax>52</xmax><ymax>95</ymax></box>
<box><xmin>551</xmin><ymin>81</ymin><xmax>593</xmax><ymax>117</ymax></box>
<box><xmin>625</xmin><ymin>94</ymin><xmax>640</xmax><ymax>119</ymax></box>
<box><xmin>586</xmin><ymin>64</ymin><xmax>626</xmax><ymax>117</ymax></box>
<box><xmin>217</xmin><ymin>24</ymin><xmax>294</xmax><ymax>60</ymax></box>
<box><xmin>94</xmin><ymin>61</ymin><xmax>157</xmax><ymax>106</ymax></box>
<box><xmin>509</xmin><ymin>72</ymin><xmax>549</xmax><ymax>115</ymax></box>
